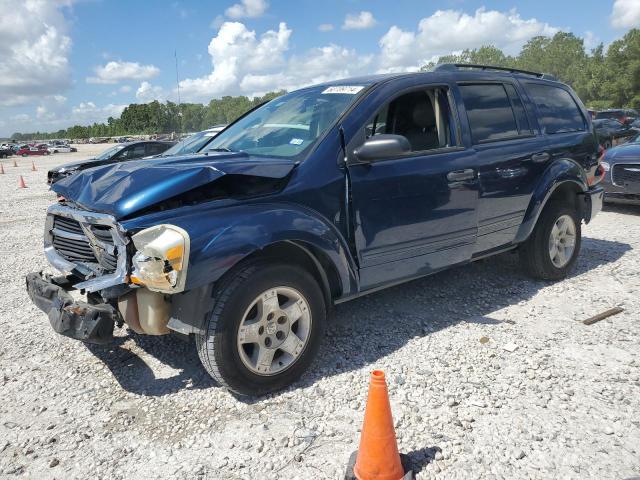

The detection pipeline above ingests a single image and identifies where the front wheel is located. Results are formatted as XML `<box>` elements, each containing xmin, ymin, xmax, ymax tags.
<box><xmin>519</xmin><ymin>201</ymin><xmax>581</xmax><ymax>280</ymax></box>
<box><xmin>196</xmin><ymin>261</ymin><xmax>326</xmax><ymax>396</ymax></box>
<box><xmin>21</xmin><ymin>153</ymin><xmax>28</xmax><ymax>157</ymax></box>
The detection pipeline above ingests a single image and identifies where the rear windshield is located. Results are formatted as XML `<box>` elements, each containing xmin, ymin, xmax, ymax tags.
<box><xmin>597</xmin><ymin>111</ymin><xmax>623</xmax><ymax>120</ymax></box>
<box><xmin>161</xmin><ymin>130</ymin><xmax>219</xmax><ymax>156</ymax></box>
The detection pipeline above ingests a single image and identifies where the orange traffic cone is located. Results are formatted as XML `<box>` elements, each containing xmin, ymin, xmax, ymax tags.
<box><xmin>31</xmin><ymin>161</ymin><xmax>37</xmax><ymax>171</ymax></box>
<box><xmin>12</xmin><ymin>158</ymin><xmax>18</xmax><ymax>167</ymax></box>
<box><xmin>18</xmin><ymin>175</ymin><xmax>27</xmax><ymax>188</ymax></box>
<box><xmin>0</xmin><ymin>163</ymin><xmax>4</xmax><ymax>174</ymax></box>
<box><xmin>346</xmin><ymin>370</ymin><xmax>413</xmax><ymax>480</ymax></box>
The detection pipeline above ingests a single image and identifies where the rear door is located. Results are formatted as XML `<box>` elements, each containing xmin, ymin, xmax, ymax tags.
<box><xmin>346</xmin><ymin>82</ymin><xmax>479</xmax><ymax>290</ymax></box>
<box><xmin>522</xmin><ymin>81</ymin><xmax>595</xmax><ymax>181</ymax></box>
<box><xmin>456</xmin><ymin>81</ymin><xmax>550</xmax><ymax>254</ymax></box>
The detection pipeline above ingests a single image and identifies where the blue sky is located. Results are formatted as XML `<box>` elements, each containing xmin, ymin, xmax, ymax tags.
<box><xmin>0</xmin><ymin>0</ymin><xmax>638</xmax><ymax>137</ymax></box>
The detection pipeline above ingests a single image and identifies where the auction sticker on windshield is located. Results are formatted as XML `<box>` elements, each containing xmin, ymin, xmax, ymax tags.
<box><xmin>322</xmin><ymin>86</ymin><xmax>364</xmax><ymax>94</ymax></box>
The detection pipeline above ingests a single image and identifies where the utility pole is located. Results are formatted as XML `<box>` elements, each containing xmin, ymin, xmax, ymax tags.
<box><xmin>175</xmin><ymin>49</ymin><xmax>182</xmax><ymax>137</ymax></box>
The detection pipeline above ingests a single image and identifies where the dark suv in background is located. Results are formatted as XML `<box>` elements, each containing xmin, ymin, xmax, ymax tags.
<box><xmin>27</xmin><ymin>64</ymin><xmax>603</xmax><ymax>396</ymax></box>
<box><xmin>597</xmin><ymin>108</ymin><xmax>638</xmax><ymax>125</ymax></box>
<box><xmin>47</xmin><ymin>140</ymin><xmax>174</xmax><ymax>184</ymax></box>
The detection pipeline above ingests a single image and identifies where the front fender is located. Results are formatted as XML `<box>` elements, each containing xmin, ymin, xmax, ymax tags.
<box><xmin>124</xmin><ymin>202</ymin><xmax>359</xmax><ymax>296</ymax></box>
<box><xmin>514</xmin><ymin>158</ymin><xmax>588</xmax><ymax>244</ymax></box>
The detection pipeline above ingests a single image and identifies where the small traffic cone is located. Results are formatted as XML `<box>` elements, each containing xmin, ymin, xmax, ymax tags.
<box><xmin>0</xmin><ymin>163</ymin><xmax>4</xmax><ymax>174</ymax></box>
<box><xmin>345</xmin><ymin>370</ymin><xmax>413</xmax><ymax>480</ymax></box>
<box><xmin>18</xmin><ymin>175</ymin><xmax>27</xmax><ymax>188</ymax></box>
<box><xmin>12</xmin><ymin>158</ymin><xmax>18</xmax><ymax>167</ymax></box>
<box><xmin>31</xmin><ymin>161</ymin><xmax>37</xmax><ymax>171</ymax></box>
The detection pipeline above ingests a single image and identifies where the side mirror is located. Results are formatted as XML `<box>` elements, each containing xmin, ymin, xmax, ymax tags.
<box><xmin>353</xmin><ymin>134</ymin><xmax>411</xmax><ymax>162</ymax></box>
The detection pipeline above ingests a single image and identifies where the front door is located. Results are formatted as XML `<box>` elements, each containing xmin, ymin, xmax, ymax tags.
<box><xmin>346</xmin><ymin>84</ymin><xmax>479</xmax><ymax>290</ymax></box>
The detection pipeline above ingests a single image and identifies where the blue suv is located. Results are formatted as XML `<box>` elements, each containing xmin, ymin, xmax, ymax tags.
<box><xmin>27</xmin><ymin>64</ymin><xmax>604</xmax><ymax>395</ymax></box>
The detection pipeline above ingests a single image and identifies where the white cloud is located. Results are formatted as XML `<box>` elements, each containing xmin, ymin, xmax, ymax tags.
<box><xmin>318</xmin><ymin>23</ymin><xmax>334</xmax><ymax>32</ymax></box>
<box><xmin>583</xmin><ymin>31</ymin><xmax>601</xmax><ymax>51</ymax></box>
<box><xmin>119</xmin><ymin>85</ymin><xmax>132</xmax><ymax>93</ymax></box>
<box><xmin>178</xmin><ymin>21</ymin><xmax>374</xmax><ymax>101</ymax></box>
<box><xmin>0</xmin><ymin>0</ymin><xmax>72</xmax><ymax>106</ymax></box>
<box><xmin>71</xmin><ymin>102</ymin><xmax>126</xmax><ymax>122</ymax></box>
<box><xmin>378</xmin><ymin>8</ymin><xmax>558</xmax><ymax>72</ymax></box>
<box><xmin>87</xmin><ymin>61</ymin><xmax>160</xmax><ymax>84</ymax></box>
<box><xmin>343</xmin><ymin>11</ymin><xmax>377</xmax><ymax>30</ymax></box>
<box><xmin>225</xmin><ymin>0</ymin><xmax>268</xmax><ymax>19</ymax></box>
<box><xmin>136</xmin><ymin>81</ymin><xmax>167</xmax><ymax>102</ymax></box>
<box><xmin>611</xmin><ymin>0</ymin><xmax>640</xmax><ymax>28</ymax></box>
<box><xmin>179</xmin><ymin>21</ymin><xmax>292</xmax><ymax>101</ymax></box>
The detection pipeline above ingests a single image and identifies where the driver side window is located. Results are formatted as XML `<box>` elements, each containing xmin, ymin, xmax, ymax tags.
<box><xmin>365</xmin><ymin>87</ymin><xmax>456</xmax><ymax>152</ymax></box>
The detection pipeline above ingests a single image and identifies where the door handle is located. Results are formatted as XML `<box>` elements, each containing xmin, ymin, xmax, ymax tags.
<box><xmin>531</xmin><ymin>152</ymin><xmax>550</xmax><ymax>163</ymax></box>
<box><xmin>447</xmin><ymin>169</ymin><xmax>475</xmax><ymax>182</ymax></box>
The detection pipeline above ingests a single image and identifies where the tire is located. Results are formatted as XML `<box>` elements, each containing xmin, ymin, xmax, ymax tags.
<box><xmin>196</xmin><ymin>261</ymin><xmax>326</xmax><ymax>396</ymax></box>
<box><xmin>22</xmin><ymin>153</ymin><xmax>28</xmax><ymax>157</ymax></box>
<box><xmin>519</xmin><ymin>201</ymin><xmax>581</xmax><ymax>280</ymax></box>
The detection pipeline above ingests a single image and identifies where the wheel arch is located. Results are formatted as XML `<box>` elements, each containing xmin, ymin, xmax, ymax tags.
<box><xmin>514</xmin><ymin>158</ymin><xmax>588</xmax><ymax>244</ymax></box>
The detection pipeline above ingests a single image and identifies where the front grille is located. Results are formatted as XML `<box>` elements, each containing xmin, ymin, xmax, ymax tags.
<box><xmin>612</xmin><ymin>164</ymin><xmax>640</xmax><ymax>189</ymax></box>
<box><xmin>50</xmin><ymin>215</ymin><xmax>118</xmax><ymax>272</ymax></box>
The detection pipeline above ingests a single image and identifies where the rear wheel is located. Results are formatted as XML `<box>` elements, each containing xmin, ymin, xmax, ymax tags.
<box><xmin>519</xmin><ymin>201</ymin><xmax>581</xmax><ymax>280</ymax></box>
<box><xmin>196</xmin><ymin>261</ymin><xmax>326</xmax><ymax>396</ymax></box>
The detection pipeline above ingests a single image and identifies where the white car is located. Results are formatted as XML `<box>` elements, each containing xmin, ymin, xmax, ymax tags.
<box><xmin>48</xmin><ymin>145</ymin><xmax>75</xmax><ymax>153</ymax></box>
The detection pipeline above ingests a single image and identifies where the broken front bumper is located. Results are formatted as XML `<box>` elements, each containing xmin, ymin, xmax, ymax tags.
<box><xmin>26</xmin><ymin>272</ymin><xmax>116</xmax><ymax>344</ymax></box>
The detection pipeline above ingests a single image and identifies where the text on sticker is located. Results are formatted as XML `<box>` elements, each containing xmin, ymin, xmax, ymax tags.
<box><xmin>322</xmin><ymin>86</ymin><xmax>364</xmax><ymax>95</ymax></box>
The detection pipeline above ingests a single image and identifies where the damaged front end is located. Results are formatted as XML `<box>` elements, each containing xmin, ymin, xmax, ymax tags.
<box><xmin>26</xmin><ymin>272</ymin><xmax>117</xmax><ymax>343</ymax></box>
<box><xmin>27</xmin><ymin>152</ymin><xmax>297</xmax><ymax>343</ymax></box>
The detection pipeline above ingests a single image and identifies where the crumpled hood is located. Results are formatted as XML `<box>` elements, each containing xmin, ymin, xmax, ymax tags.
<box><xmin>51</xmin><ymin>152</ymin><xmax>295</xmax><ymax>219</ymax></box>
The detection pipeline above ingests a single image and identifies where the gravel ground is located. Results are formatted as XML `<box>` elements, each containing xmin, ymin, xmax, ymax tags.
<box><xmin>1</xmin><ymin>145</ymin><xmax>639</xmax><ymax>479</ymax></box>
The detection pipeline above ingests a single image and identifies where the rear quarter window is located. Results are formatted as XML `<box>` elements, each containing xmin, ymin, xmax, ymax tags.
<box><xmin>525</xmin><ymin>83</ymin><xmax>586</xmax><ymax>134</ymax></box>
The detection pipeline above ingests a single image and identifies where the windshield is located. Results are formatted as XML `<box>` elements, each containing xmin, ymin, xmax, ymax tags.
<box><xmin>95</xmin><ymin>144</ymin><xmax>125</xmax><ymax>161</ymax></box>
<box><xmin>161</xmin><ymin>130</ymin><xmax>220</xmax><ymax>156</ymax></box>
<box><xmin>204</xmin><ymin>85</ymin><xmax>365</xmax><ymax>159</ymax></box>
<box><xmin>630</xmin><ymin>134</ymin><xmax>640</xmax><ymax>144</ymax></box>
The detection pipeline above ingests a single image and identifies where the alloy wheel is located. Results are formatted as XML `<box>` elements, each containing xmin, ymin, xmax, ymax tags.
<box><xmin>236</xmin><ymin>286</ymin><xmax>312</xmax><ymax>376</ymax></box>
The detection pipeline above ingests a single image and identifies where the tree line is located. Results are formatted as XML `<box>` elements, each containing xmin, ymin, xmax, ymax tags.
<box><xmin>9</xmin><ymin>90</ymin><xmax>285</xmax><ymax>141</ymax></box>
<box><xmin>8</xmin><ymin>28</ymin><xmax>640</xmax><ymax>141</ymax></box>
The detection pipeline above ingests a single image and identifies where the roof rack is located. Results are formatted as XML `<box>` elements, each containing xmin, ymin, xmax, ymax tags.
<box><xmin>433</xmin><ymin>63</ymin><xmax>557</xmax><ymax>81</ymax></box>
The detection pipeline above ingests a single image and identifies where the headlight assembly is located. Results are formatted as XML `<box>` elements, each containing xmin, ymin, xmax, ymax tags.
<box><xmin>131</xmin><ymin>224</ymin><xmax>190</xmax><ymax>293</ymax></box>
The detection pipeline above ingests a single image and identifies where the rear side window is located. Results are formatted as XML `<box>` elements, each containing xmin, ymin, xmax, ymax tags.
<box><xmin>525</xmin><ymin>84</ymin><xmax>585</xmax><ymax>134</ymax></box>
<box><xmin>459</xmin><ymin>84</ymin><xmax>524</xmax><ymax>143</ymax></box>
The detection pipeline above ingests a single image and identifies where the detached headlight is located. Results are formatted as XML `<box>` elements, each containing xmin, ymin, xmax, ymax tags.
<box><xmin>600</xmin><ymin>161</ymin><xmax>610</xmax><ymax>172</ymax></box>
<box><xmin>131</xmin><ymin>224</ymin><xmax>190</xmax><ymax>293</ymax></box>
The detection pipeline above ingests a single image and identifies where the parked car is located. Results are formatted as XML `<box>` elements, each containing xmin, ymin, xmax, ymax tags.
<box><xmin>47</xmin><ymin>144</ymin><xmax>77</xmax><ymax>154</ymax></box>
<box><xmin>596</xmin><ymin>108</ymin><xmax>638</xmax><ymax>125</ymax></box>
<box><xmin>600</xmin><ymin>133</ymin><xmax>640</xmax><ymax>205</ymax></box>
<box><xmin>16</xmin><ymin>144</ymin><xmax>50</xmax><ymax>156</ymax></box>
<box><xmin>150</xmin><ymin>125</ymin><xmax>227</xmax><ymax>158</ymax></box>
<box><xmin>0</xmin><ymin>146</ymin><xmax>13</xmax><ymax>158</ymax></box>
<box><xmin>593</xmin><ymin>119</ymin><xmax>637</xmax><ymax>148</ymax></box>
<box><xmin>47</xmin><ymin>140</ymin><xmax>174</xmax><ymax>184</ymax></box>
<box><xmin>27</xmin><ymin>64</ymin><xmax>603</xmax><ymax>396</ymax></box>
